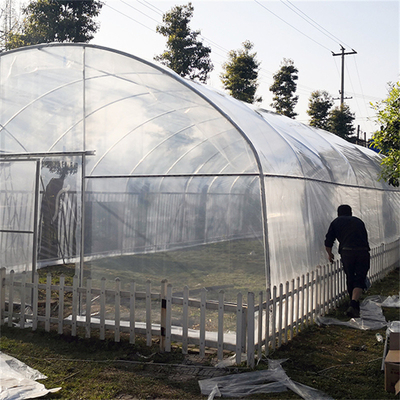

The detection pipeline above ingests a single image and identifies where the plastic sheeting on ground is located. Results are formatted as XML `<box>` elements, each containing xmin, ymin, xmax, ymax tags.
<box><xmin>198</xmin><ymin>359</ymin><xmax>334</xmax><ymax>400</ymax></box>
<box><xmin>0</xmin><ymin>352</ymin><xmax>61</xmax><ymax>400</ymax></box>
<box><xmin>315</xmin><ymin>295</ymin><xmax>398</xmax><ymax>330</ymax></box>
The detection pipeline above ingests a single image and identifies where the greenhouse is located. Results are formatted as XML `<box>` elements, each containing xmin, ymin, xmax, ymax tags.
<box><xmin>1</xmin><ymin>43</ymin><xmax>399</xmax><ymax>301</ymax></box>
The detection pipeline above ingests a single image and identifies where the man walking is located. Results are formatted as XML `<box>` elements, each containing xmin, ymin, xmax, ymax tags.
<box><xmin>324</xmin><ymin>204</ymin><xmax>370</xmax><ymax>318</ymax></box>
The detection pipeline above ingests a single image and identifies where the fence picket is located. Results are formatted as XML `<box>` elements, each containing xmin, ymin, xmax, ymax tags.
<box><xmin>129</xmin><ymin>281</ymin><xmax>136</xmax><ymax>344</ymax></box>
<box><xmin>310</xmin><ymin>271</ymin><xmax>314</xmax><ymax>324</ymax></box>
<box><xmin>278</xmin><ymin>284</ymin><xmax>283</xmax><ymax>348</ymax></box>
<box><xmin>301</xmin><ymin>274</ymin><xmax>305</xmax><ymax>331</ymax></box>
<box><xmin>32</xmin><ymin>272</ymin><xmax>38</xmax><ymax>331</ymax></box>
<box><xmin>265</xmin><ymin>288</ymin><xmax>270</xmax><ymax>356</ymax></box>
<box><xmin>200</xmin><ymin>288</ymin><xmax>206</xmax><ymax>358</ymax></box>
<box><xmin>271</xmin><ymin>286</ymin><xmax>277</xmax><ymax>351</ymax></box>
<box><xmin>236</xmin><ymin>292</ymin><xmax>243</xmax><ymax>364</ymax></box>
<box><xmin>20</xmin><ymin>272</ymin><xmax>26</xmax><ymax>329</ymax></box>
<box><xmin>290</xmin><ymin>279</ymin><xmax>295</xmax><ymax>340</ymax></box>
<box><xmin>182</xmin><ymin>286</ymin><xmax>189</xmax><ymax>354</ymax></box>
<box><xmin>165</xmin><ymin>283</ymin><xmax>172</xmax><ymax>352</ymax></box>
<box><xmin>160</xmin><ymin>279</ymin><xmax>167</xmax><ymax>351</ymax></box>
<box><xmin>85</xmin><ymin>278</ymin><xmax>91</xmax><ymax>338</ymax></box>
<box><xmin>8</xmin><ymin>271</ymin><xmax>14</xmax><ymax>327</ymax></box>
<box><xmin>146</xmin><ymin>280</ymin><xmax>152</xmax><ymax>347</ymax></box>
<box><xmin>0</xmin><ymin>268</ymin><xmax>5</xmax><ymax>325</ymax></box>
<box><xmin>100</xmin><ymin>277</ymin><xmax>106</xmax><ymax>340</ymax></box>
<box><xmin>45</xmin><ymin>273</ymin><xmax>51</xmax><ymax>332</ymax></box>
<box><xmin>283</xmin><ymin>281</ymin><xmax>289</xmax><ymax>344</ymax></box>
<box><xmin>258</xmin><ymin>291</ymin><xmax>263</xmax><ymax>359</ymax></box>
<box><xmin>247</xmin><ymin>292</ymin><xmax>255</xmax><ymax>369</ymax></box>
<box><xmin>217</xmin><ymin>290</ymin><xmax>224</xmax><ymax>361</ymax></box>
<box><xmin>58</xmin><ymin>275</ymin><xmax>65</xmax><ymax>335</ymax></box>
<box><xmin>115</xmin><ymin>278</ymin><xmax>121</xmax><ymax>343</ymax></box>
<box><xmin>305</xmin><ymin>273</ymin><xmax>310</xmax><ymax>327</ymax></box>
<box><xmin>296</xmin><ymin>277</ymin><xmax>300</xmax><ymax>331</ymax></box>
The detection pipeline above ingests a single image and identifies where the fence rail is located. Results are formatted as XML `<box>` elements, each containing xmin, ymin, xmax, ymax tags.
<box><xmin>1</xmin><ymin>239</ymin><xmax>399</xmax><ymax>367</ymax></box>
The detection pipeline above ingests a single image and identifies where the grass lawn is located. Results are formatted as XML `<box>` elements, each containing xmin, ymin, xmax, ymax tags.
<box><xmin>0</xmin><ymin>267</ymin><xmax>399</xmax><ymax>399</ymax></box>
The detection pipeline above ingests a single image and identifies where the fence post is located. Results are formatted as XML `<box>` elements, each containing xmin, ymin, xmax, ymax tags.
<box><xmin>247</xmin><ymin>292</ymin><xmax>255</xmax><ymax>368</ymax></box>
<box><xmin>0</xmin><ymin>268</ymin><xmax>5</xmax><ymax>326</ymax></box>
<box><xmin>160</xmin><ymin>279</ymin><xmax>167</xmax><ymax>352</ymax></box>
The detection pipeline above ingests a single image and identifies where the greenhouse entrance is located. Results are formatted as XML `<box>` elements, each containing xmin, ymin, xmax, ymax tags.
<box><xmin>0</xmin><ymin>151</ymin><xmax>94</xmax><ymax>279</ymax></box>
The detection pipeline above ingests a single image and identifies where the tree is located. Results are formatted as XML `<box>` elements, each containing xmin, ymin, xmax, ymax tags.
<box><xmin>4</xmin><ymin>0</ymin><xmax>103</xmax><ymax>51</ymax></box>
<box><xmin>370</xmin><ymin>81</ymin><xmax>400</xmax><ymax>187</ymax></box>
<box><xmin>220</xmin><ymin>40</ymin><xmax>262</xmax><ymax>104</ymax></box>
<box><xmin>307</xmin><ymin>90</ymin><xmax>334</xmax><ymax>130</ymax></box>
<box><xmin>326</xmin><ymin>104</ymin><xmax>356</xmax><ymax>140</ymax></box>
<box><xmin>270</xmin><ymin>58</ymin><xmax>298</xmax><ymax>118</ymax></box>
<box><xmin>154</xmin><ymin>3</ymin><xmax>213</xmax><ymax>83</ymax></box>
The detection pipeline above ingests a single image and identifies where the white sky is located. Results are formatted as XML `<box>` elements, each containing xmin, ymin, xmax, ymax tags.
<box><xmin>92</xmin><ymin>0</ymin><xmax>400</xmax><ymax>139</ymax></box>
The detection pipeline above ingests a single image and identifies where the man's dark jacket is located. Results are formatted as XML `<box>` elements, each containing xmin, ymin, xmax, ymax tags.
<box><xmin>324</xmin><ymin>215</ymin><xmax>370</xmax><ymax>254</ymax></box>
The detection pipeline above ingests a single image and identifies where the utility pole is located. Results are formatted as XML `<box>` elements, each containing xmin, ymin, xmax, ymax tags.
<box><xmin>332</xmin><ymin>45</ymin><xmax>357</xmax><ymax>105</ymax></box>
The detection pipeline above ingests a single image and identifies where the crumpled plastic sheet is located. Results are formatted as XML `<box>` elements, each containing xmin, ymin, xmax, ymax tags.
<box><xmin>363</xmin><ymin>295</ymin><xmax>400</xmax><ymax>308</ymax></box>
<box><xmin>316</xmin><ymin>297</ymin><xmax>390</xmax><ymax>330</ymax></box>
<box><xmin>198</xmin><ymin>359</ymin><xmax>334</xmax><ymax>400</ymax></box>
<box><xmin>0</xmin><ymin>352</ymin><xmax>61</xmax><ymax>400</ymax></box>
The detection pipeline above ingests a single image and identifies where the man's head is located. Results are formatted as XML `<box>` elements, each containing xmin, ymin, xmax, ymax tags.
<box><xmin>337</xmin><ymin>204</ymin><xmax>352</xmax><ymax>216</ymax></box>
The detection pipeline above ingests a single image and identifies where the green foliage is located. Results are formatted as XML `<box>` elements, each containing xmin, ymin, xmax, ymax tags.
<box><xmin>154</xmin><ymin>2</ymin><xmax>213</xmax><ymax>83</ymax></box>
<box><xmin>270</xmin><ymin>58</ymin><xmax>299</xmax><ymax>118</ymax></box>
<box><xmin>220</xmin><ymin>40</ymin><xmax>262</xmax><ymax>104</ymax></box>
<box><xmin>370</xmin><ymin>81</ymin><xmax>400</xmax><ymax>187</ymax></box>
<box><xmin>327</xmin><ymin>103</ymin><xmax>356</xmax><ymax>140</ymax></box>
<box><xmin>307</xmin><ymin>90</ymin><xmax>334</xmax><ymax>130</ymax></box>
<box><xmin>5</xmin><ymin>0</ymin><xmax>103</xmax><ymax>50</ymax></box>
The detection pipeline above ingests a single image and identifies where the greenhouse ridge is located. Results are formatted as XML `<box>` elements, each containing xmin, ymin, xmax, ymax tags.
<box><xmin>0</xmin><ymin>43</ymin><xmax>399</xmax><ymax>297</ymax></box>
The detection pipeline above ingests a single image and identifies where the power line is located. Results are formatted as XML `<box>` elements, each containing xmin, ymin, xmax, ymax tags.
<box><xmin>105</xmin><ymin>2</ymin><xmax>155</xmax><ymax>32</ymax></box>
<box><xmin>253</xmin><ymin>0</ymin><xmax>332</xmax><ymax>52</ymax></box>
<box><xmin>120</xmin><ymin>0</ymin><xmax>160</xmax><ymax>24</ymax></box>
<box><xmin>280</xmin><ymin>0</ymin><xmax>353</xmax><ymax>49</ymax></box>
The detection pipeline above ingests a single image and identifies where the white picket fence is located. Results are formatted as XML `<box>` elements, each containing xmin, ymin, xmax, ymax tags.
<box><xmin>0</xmin><ymin>239</ymin><xmax>399</xmax><ymax>367</ymax></box>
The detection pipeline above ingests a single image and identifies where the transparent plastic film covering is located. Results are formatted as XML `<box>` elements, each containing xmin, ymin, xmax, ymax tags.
<box><xmin>0</xmin><ymin>43</ymin><xmax>399</xmax><ymax>295</ymax></box>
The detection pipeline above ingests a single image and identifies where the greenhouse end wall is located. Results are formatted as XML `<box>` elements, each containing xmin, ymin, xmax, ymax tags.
<box><xmin>0</xmin><ymin>43</ymin><xmax>399</xmax><ymax>298</ymax></box>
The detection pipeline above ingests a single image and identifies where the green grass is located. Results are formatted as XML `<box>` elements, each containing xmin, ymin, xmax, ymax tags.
<box><xmin>0</xmin><ymin>267</ymin><xmax>399</xmax><ymax>399</ymax></box>
<box><xmin>85</xmin><ymin>239</ymin><xmax>267</xmax><ymax>301</ymax></box>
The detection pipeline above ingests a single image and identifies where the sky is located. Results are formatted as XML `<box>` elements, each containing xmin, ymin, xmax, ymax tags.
<box><xmin>92</xmin><ymin>0</ymin><xmax>400</xmax><ymax>139</ymax></box>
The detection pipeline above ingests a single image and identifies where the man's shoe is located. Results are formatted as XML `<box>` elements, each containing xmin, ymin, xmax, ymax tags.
<box><xmin>346</xmin><ymin>306</ymin><xmax>360</xmax><ymax>318</ymax></box>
